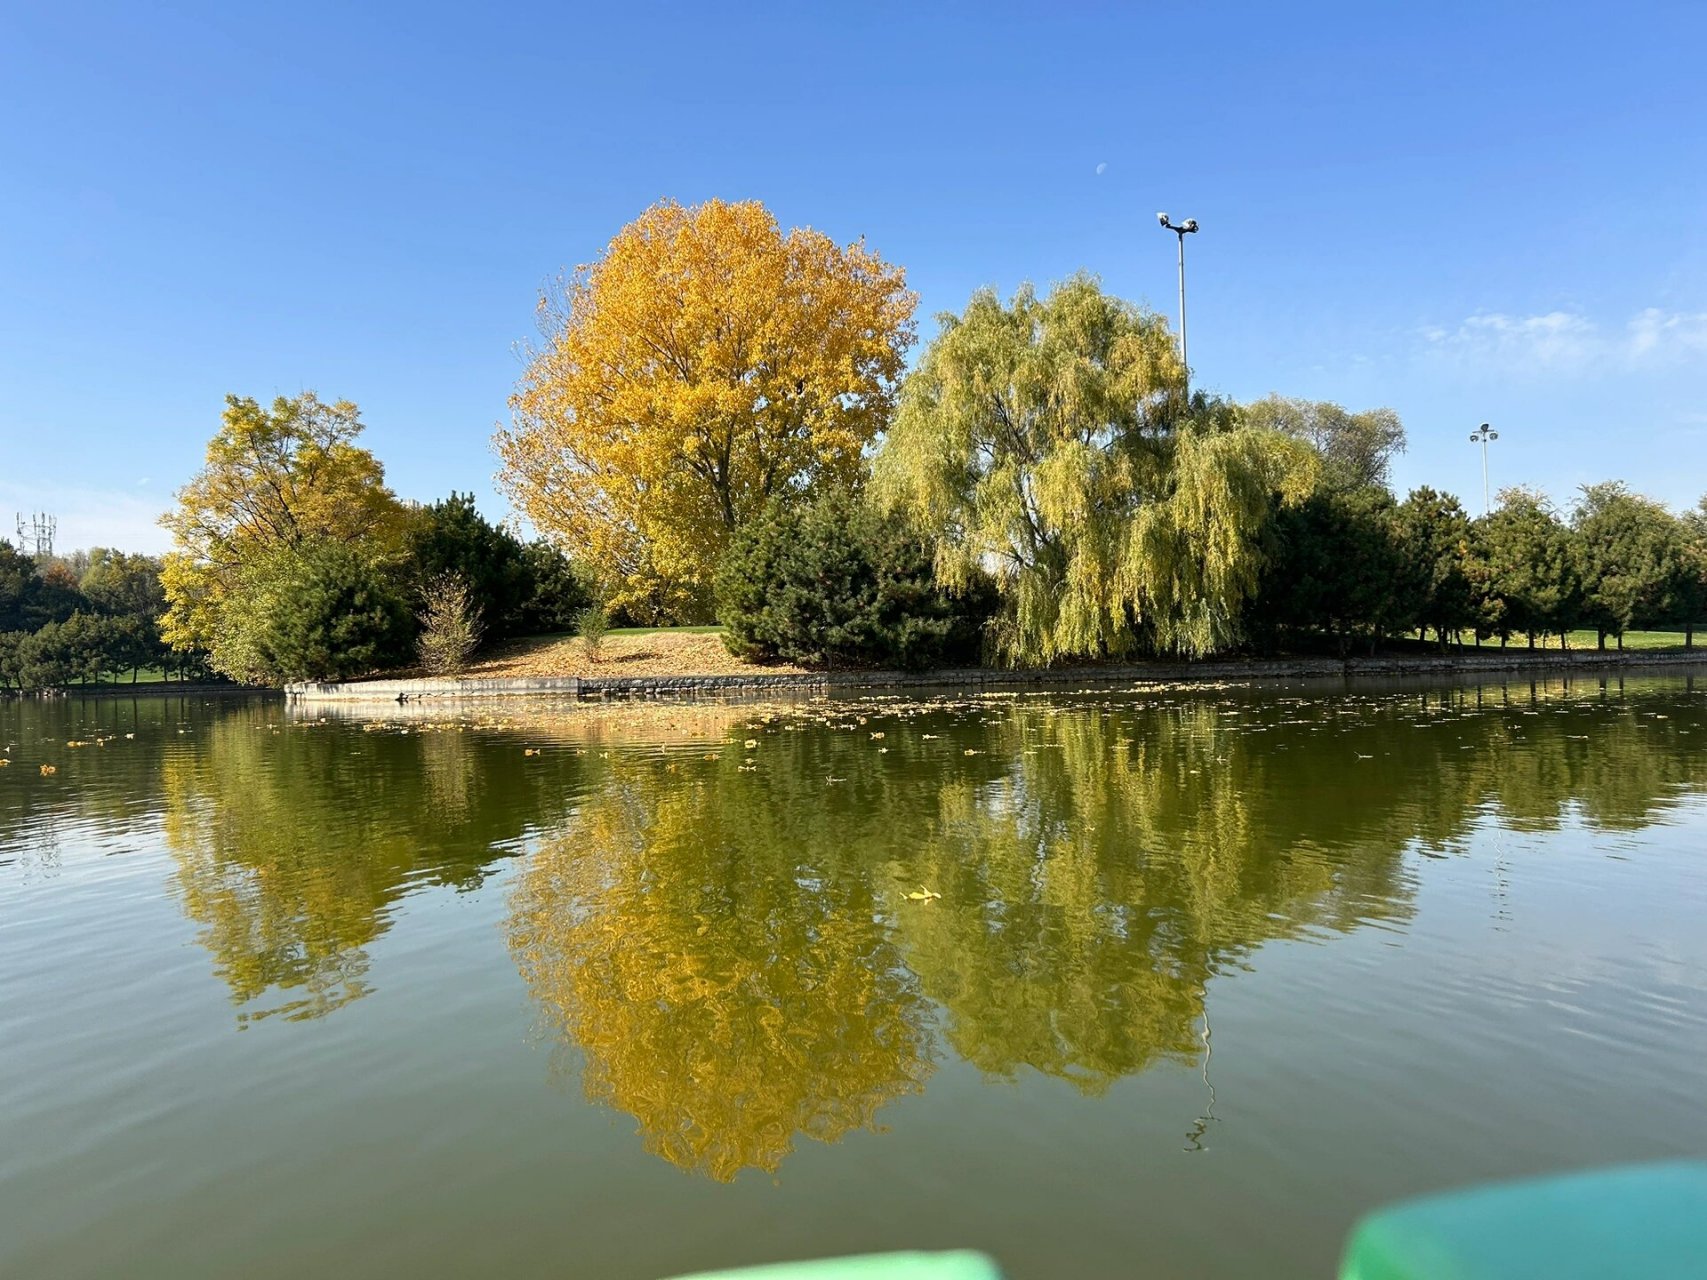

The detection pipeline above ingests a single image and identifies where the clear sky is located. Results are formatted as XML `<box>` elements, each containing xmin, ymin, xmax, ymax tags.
<box><xmin>4</xmin><ymin>0</ymin><xmax>1704</xmax><ymax>554</ymax></box>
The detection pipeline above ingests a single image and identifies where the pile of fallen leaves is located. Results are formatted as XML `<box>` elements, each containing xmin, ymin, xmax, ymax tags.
<box><xmin>464</xmin><ymin>630</ymin><xmax>808</xmax><ymax>680</ymax></box>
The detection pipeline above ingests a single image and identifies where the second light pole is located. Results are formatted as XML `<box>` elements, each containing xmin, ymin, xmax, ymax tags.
<box><xmin>1157</xmin><ymin>212</ymin><xmax>1199</xmax><ymax>394</ymax></box>
<box><xmin>1470</xmin><ymin>422</ymin><xmax>1499</xmax><ymax>514</ymax></box>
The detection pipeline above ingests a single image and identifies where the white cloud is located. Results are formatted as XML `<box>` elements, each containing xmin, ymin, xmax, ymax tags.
<box><xmin>1420</xmin><ymin>307</ymin><xmax>1707</xmax><ymax>373</ymax></box>
<box><xmin>0</xmin><ymin>481</ymin><xmax>171</xmax><ymax>554</ymax></box>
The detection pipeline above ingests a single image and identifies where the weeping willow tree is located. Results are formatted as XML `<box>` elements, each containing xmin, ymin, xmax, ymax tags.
<box><xmin>872</xmin><ymin>276</ymin><xmax>1317</xmax><ymax>663</ymax></box>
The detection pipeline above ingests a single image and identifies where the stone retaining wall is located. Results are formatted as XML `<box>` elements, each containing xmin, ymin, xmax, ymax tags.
<box><xmin>286</xmin><ymin>648</ymin><xmax>1707</xmax><ymax>703</ymax></box>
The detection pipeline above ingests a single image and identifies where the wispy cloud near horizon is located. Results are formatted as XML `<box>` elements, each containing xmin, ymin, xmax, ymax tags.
<box><xmin>1419</xmin><ymin>307</ymin><xmax>1707</xmax><ymax>374</ymax></box>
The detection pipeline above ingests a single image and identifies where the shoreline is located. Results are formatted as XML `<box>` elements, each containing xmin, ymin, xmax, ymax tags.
<box><xmin>286</xmin><ymin>647</ymin><xmax>1707</xmax><ymax>703</ymax></box>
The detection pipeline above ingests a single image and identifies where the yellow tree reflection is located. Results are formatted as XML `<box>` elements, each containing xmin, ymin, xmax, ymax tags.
<box><xmin>509</xmin><ymin>748</ymin><xmax>936</xmax><ymax>1182</ymax></box>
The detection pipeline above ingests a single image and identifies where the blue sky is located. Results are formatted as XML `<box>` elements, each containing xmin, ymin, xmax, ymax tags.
<box><xmin>3</xmin><ymin>1</ymin><xmax>1704</xmax><ymax>553</ymax></box>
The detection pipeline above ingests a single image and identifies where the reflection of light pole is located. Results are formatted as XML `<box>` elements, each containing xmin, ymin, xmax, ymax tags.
<box><xmin>1183</xmin><ymin>992</ymin><xmax>1218</xmax><ymax>1153</ymax></box>
<box><xmin>1157</xmin><ymin>213</ymin><xmax>1199</xmax><ymax>396</ymax></box>
<box><xmin>1470</xmin><ymin>422</ymin><xmax>1499</xmax><ymax>514</ymax></box>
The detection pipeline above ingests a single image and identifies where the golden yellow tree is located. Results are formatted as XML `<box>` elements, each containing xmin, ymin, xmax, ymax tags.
<box><xmin>498</xmin><ymin>199</ymin><xmax>916</xmax><ymax>622</ymax></box>
<box><xmin>160</xmin><ymin>393</ymin><xmax>407</xmax><ymax>656</ymax></box>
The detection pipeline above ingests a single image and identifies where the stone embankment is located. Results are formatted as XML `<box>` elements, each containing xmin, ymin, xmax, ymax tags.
<box><xmin>286</xmin><ymin>649</ymin><xmax>1707</xmax><ymax>703</ymax></box>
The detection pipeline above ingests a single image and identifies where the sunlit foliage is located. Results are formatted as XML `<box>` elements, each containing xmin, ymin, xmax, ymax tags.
<box><xmin>499</xmin><ymin>199</ymin><xmax>916</xmax><ymax>623</ymax></box>
<box><xmin>873</xmin><ymin>277</ymin><xmax>1317</xmax><ymax>663</ymax></box>
<box><xmin>1242</xmin><ymin>394</ymin><xmax>1406</xmax><ymax>490</ymax></box>
<box><xmin>160</xmin><ymin>393</ymin><xmax>408</xmax><ymax>671</ymax></box>
<box><xmin>509</xmin><ymin>748</ymin><xmax>936</xmax><ymax>1181</ymax></box>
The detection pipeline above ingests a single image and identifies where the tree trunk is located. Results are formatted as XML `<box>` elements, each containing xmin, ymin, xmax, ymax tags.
<box><xmin>1561</xmin><ymin>631</ymin><xmax>1569</xmax><ymax>651</ymax></box>
<box><xmin>1617</xmin><ymin>633</ymin><xmax>1625</xmax><ymax>652</ymax></box>
<box><xmin>1527</xmin><ymin>632</ymin><xmax>1535</xmax><ymax>650</ymax></box>
<box><xmin>1688</xmin><ymin>623</ymin><xmax>1695</xmax><ymax>650</ymax></box>
<box><xmin>1597</xmin><ymin>630</ymin><xmax>1606</xmax><ymax>651</ymax></box>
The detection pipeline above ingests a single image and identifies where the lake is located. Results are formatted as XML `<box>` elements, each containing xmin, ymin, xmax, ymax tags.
<box><xmin>4</xmin><ymin>673</ymin><xmax>1706</xmax><ymax>1279</ymax></box>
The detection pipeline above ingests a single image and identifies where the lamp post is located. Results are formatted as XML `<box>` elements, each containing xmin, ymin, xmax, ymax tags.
<box><xmin>1470</xmin><ymin>422</ymin><xmax>1499</xmax><ymax>514</ymax></box>
<box><xmin>1156</xmin><ymin>213</ymin><xmax>1198</xmax><ymax>396</ymax></box>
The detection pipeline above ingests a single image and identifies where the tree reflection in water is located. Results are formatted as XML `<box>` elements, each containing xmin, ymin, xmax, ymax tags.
<box><xmin>506</xmin><ymin>680</ymin><xmax>1707</xmax><ymax>1179</ymax></box>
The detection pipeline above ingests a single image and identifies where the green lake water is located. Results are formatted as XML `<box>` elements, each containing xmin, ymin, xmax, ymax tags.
<box><xmin>3</xmin><ymin>673</ymin><xmax>1706</xmax><ymax>1278</ymax></box>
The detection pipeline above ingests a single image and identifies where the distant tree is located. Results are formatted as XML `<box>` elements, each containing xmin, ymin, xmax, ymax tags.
<box><xmin>873</xmin><ymin>277</ymin><xmax>1317</xmax><ymax>664</ymax></box>
<box><xmin>1242</xmin><ymin>395</ymin><xmax>1407</xmax><ymax>490</ymax></box>
<box><xmin>1395</xmin><ymin>487</ymin><xmax>1476</xmax><ymax>648</ymax></box>
<box><xmin>213</xmin><ymin>539</ymin><xmax>414</xmax><ymax>685</ymax></box>
<box><xmin>1572</xmin><ymin>482</ymin><xmax>1685</xmax><ymax>649</ymax></box>
<box><xmin>1252</xmin><ymin>485</ymin><xmax>1410</xmax><ymax>655</ymax></box>
<box><xmin>717</xmin><ymin>490</ymin><xmax>986</xmax><ymax>670</ymax></box>
<box><xmin>1667</xmin><ymin>498</ymin><xmax>1707</xmax><ymax>648</ymax></box>
<box><xmin>0</xmin><ymin>544</ymin><xmax>37</xmax><ymax>632</ymax></box>
<box><xmin>161</xmin><ymin>392</ymin><xmax>409</xmax><ymax>657</ymax></box>
<box><xmin>499</xmin><ymin>198</ymin><xmax>916</xmax><ymax>623</ymax></box>
<box><xmin>1478</xmin><ymin>488</ymin><xmax>1583</xmax><ymax>648</ymax></box>
<box><xmin>0</xmin><ymin>631</ymin><xmax>26</xmax><ymax>690</ymax></box>
<box><xmin>405</xmin><ymin>493</ymin><xmax>532</xmax><ymax>639</ymax></box>
<box><xmin>80</xmin><ymin>549</ymin><xmax>166</xmax><ymax>622</ymax></box>
<box><xmin>29</xmin><ymin>562</ymin><xmax>84</xmax><ymax>628</ymax></box>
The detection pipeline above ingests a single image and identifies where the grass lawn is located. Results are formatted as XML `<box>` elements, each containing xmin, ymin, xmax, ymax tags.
<box><xmin>1408</xmin><ymin>630</ymin><xmax>1699</xmax><ymax>654</ymax></box>
<box><xmin>606</xmin><ymin>624</ymin><xmax>724</xmax><ymax>637</ymax></box>
<box><xmin>1561</xmin><ymin>630</ymin><xmax>1696</xmax><ymax>652</ymax></box>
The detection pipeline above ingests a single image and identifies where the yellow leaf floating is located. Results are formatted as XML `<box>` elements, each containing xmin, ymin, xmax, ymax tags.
<box><xmin>524</xmin><ymin>748</ymin><xmax>542</xmax><ymax>756</ymax></box>
<box><xmin>40</xmin><ymin>764</ymin><xmax>57</xmax><ymax>775</ymax></box>
<box><xmin>904</xmin><ymin>887</ymin><xmax>941</xmax><ymax>902</ymax></box>
<box><xmin>744</xmin><ymin>739</ymin><xmax>758</xmax><ymax>750</ymax></box>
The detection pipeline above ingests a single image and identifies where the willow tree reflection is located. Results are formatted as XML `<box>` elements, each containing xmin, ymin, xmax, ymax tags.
<box><xmin>895</xmin><ymin>701</ymin><xmax>1422</xmax><ymax>1093</ymax></box>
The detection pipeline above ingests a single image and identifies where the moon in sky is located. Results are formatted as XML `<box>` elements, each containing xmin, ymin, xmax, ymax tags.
<box><xmin>1095</xmin><ymin>162</ymin><xmax>1108</xmax><ymax>175</ymax></box>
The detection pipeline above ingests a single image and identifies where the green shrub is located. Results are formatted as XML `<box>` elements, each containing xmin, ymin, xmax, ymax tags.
<box><xmin>576</xmin><ymin>601</ymin><xmax>609</xmax><ymax>663</ymax></box>
<box><xmin>214</xmin><ymin>540</ymin><xmax>414</xmax><ymax>685</ymax></box>
<box><xmin>405</xmin><ymin>492</ymin><xmax>530</xmax><ymax>639</ymax></box>
<box><xmin>715</xmin><ymin>491</ymin><xmax>986</xmax><ymax>670</ymax></box>
<box><xmin>515</xmin><ymin>540</ymin><xmax>594</xmax><ymax>634</ymax></box>
<box><xmin>415</xmin><ymin>573</ymin><xmax>484</xmax><ymax>675</ymax></box>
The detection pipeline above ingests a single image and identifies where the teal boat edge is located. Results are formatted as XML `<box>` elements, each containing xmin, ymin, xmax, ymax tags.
<box><xmin>1339</xmin><ymin>1161</ymin><xmax>1707</xmax><ymax>1280</ymax></box>
<box><xmin>662</xmin><ymin>1250</ymin><xmax>1004</xmax><ymax>1280</ymax></box>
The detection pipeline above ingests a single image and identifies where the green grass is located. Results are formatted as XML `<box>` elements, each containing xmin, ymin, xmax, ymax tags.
<box><xmin>1438</xmin><ymin>630</ymin><xmax>1699</xmax><ymax>653</ymax></box>
<box><xmin>605</xmin><ymin>625</ymin><xmax>724</xmax><ymax>637</ymax></box>
<box><xmin>1560</xmin><ymin>629</ymin><xmax>1697</xmax><ymax>652</ymax></box>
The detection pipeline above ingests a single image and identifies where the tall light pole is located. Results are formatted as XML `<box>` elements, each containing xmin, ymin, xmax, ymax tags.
<box><xmin>1157</xmin><ymin>213</ymin><xmax>1199</xmax><ymax>395</ymax></box>
<box><xmin>1470</xmin><ymin>422</ymin><xmax>1499</xmax><ymax>514</ymax></box>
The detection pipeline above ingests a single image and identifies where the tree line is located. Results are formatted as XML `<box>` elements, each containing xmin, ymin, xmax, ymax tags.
<box><xmin>493</xmin><ymin>201</ymin><xmax>1707</xmax><ymax>668</ymax></box>
<box><xmin>83</xmin><ymin>196</ymin><xmax>1703</xmax><ymax>686</ymax></box>
<box><xmin>0</xmin><ymin>544</ymin><xmax>212</xmax><ymax>691</ymax></box>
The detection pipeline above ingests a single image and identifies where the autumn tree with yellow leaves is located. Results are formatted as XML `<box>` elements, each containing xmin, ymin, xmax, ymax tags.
<box><xmin>159</xmin><ymin>393</ymin><xmax>410</xmax><ymax>674</ymax></box>
<box><xmin>498</xmin><ymin>199</ymin><xmax>916</xmax><ymax>623</ymax></box>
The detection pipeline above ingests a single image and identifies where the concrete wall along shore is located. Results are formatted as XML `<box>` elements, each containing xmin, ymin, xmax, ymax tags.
<box><xmin>285</xmin><ymin>649</ymin><xmax>1707</xmax><ymax>703</ymax></box>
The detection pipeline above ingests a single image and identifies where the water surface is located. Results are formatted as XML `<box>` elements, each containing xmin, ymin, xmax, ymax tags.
<box><xmin>3</xmin><ymin>674</ymin><xmax>1706</xmax><ymax>1278</ymax></box>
